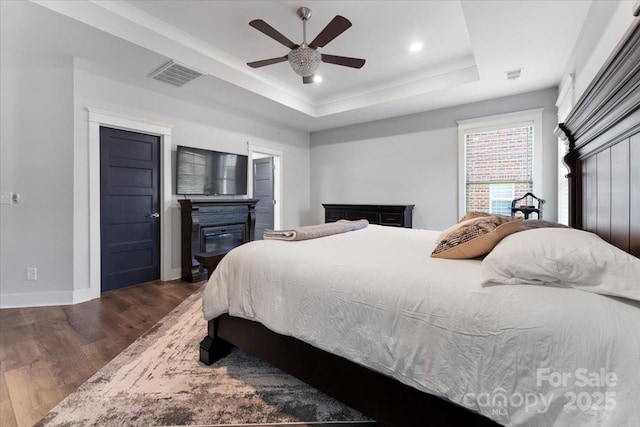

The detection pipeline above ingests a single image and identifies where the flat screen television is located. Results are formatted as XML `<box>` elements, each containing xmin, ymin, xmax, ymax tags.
<box><xmin>176</xmin><ymin>145</ymin><xmax>248</xmax><ymax>196</ymax></box>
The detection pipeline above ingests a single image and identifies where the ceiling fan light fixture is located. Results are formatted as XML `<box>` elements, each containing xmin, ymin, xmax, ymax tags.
<box><xmin>288</xmin><ymin>46</ymin><xmax>322</xmax><ymax>77</ymax></box>
<box><xmin>247</xmin><ymin>7</ymin><xmax>364</xmax><ymax>83</ymax></box>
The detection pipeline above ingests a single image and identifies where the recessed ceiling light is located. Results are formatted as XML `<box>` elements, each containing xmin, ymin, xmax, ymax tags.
<box><xmin>313</xmin><ymin>75</ymin><xmax>323</xmax><ymax>83</ymax></box>
<box><xmin>409</xmin><ymin>42</ymin><xmax>423</xmax><ymax>53</ymax></box>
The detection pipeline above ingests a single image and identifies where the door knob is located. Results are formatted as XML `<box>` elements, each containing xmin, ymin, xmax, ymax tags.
<box><xmin>147</xmin><ymin>212</ymin><xmax>160</xmax><ymax>218</ymax></box>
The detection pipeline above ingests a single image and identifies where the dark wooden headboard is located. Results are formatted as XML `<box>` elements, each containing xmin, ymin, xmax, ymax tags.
<box><xmin>556</xmin><ymin>20</ymin><xmax>639</xmax><ymax>258</ymax></box>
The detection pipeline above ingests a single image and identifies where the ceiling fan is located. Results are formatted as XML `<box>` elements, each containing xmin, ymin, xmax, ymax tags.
<box><xmin>247</xmin><ymin>7</ymin><xmax>366</xmax><ymax>84</ymax></box>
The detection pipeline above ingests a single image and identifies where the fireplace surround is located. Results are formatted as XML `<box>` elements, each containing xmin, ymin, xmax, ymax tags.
<box><xmin>179</xmin><ymin>199</ymin><xmax>258</xmax><ymax>282</ymax></box>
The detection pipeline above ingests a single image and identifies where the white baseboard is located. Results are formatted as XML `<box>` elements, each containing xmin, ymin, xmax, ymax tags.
<box><xmin>0</xmin><ymin>290</ymin><xmax>75</xmax><ymax>308</ymax></box>
<box><xmin>73</xmin><ymin>286</ymin><xmax>100</xmax><ymax>304</ymax></box>
<box><xmin>1</xmin><ymin>273</ymin><xmax>185</xmax><ymax>308</ymax></box>
<box><xmin>170</xmin><ymin>268</ymin><xmax>182</xmax><ymax>281</ymax></box>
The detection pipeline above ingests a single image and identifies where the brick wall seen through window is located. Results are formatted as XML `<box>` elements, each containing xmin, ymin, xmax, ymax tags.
<box><xmin>465</xmin><ymin>126</ymin><xmax>533</xmax><ymax>213</ymax></box>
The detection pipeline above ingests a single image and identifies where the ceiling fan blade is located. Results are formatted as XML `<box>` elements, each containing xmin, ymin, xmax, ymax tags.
<box><xmin>247</xmin><ymin>56</ymin><xmax>289</xmax><ymax>68</ymax></box>
<box><xmin>309</xmin><ymin>15</ymin><xmax>352</xmax><ymax>49</ymax></box>
<box><xmin>302</xmin><ymin>75</ymin><xmax>314</xmax><ymax>84</ymax></box>
<box><xmin>321</xmin><ymin>54</ymin><xmax>366</xmax><ymax>69</ymax></box>
<box><xmin>249</xmin><ymin>19</ymin><xmax>298</xmax><ymax>49</ymax></box>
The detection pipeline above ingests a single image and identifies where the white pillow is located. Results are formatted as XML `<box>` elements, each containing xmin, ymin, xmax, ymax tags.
<box><xmin>481</xmin><ymin>228</ymin><xmax>640</xmax><ymax>301</ymax></box>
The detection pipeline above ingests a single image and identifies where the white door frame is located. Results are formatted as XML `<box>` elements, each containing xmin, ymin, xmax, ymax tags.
<box><xmin>248</xmin><ymin>144</ymin><xmax>282</xmax><ymax>229</ymax></box>
<box><xmin>86</xmin><ymin>108</ymin><xmax>173</xmax><ymax>300</ymax></box>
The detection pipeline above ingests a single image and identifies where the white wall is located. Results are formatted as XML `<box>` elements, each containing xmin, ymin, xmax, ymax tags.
<box><xmin>71</xmin><ymin>60</ymin><xmax>310</xmax><ymax>294</ymax></box>
<box><xmin>310</xmin><ymin>88</ymin><xmax>558</xmax><ymax>230</ymax></box>
<box><xmin>560</xmin><ymin>0</ymin><xmax>637</xmax><ymax>103</ymax></box>
<box><xmin>555</xmin><ymin>0</ymin><xmax>636</xmax><ymax>222</ymax></box>
<box><xmin>0</xmin><ymin>53</ymin><xmax>310</xmax><ymax>308</ymax></box>
<box><xmin>0</xmin><ymin>52</ymin><xmax>75</xmax><ymax>306</ymax></box>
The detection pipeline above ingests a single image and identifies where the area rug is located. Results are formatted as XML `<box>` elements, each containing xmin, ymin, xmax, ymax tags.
<box><xmin>36</xmin><ymin>288</ymin><xmax>373</xmax><ymax>426</ymax></box>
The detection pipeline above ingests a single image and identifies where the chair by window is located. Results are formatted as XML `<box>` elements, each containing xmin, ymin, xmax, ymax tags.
<box><xmin>511</xmin><ymin>192</ymin><xmax>545</xmax><ymax>219</ymax></box>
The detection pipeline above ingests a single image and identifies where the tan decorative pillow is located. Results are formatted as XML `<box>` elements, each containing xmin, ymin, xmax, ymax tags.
<box><xmin>459</xmin><ymin>211</ymin><xmax>513</xmax><ymax>222</ymax></box>
<box><xmin>459</xmin><ymin>211</ymin><xmax>492</xmax><ymax>222</ymax></box>
<box><xmin>431</xmin><ymin>216</ymin><xmax>523</xmax><ymax>259</ymax></box>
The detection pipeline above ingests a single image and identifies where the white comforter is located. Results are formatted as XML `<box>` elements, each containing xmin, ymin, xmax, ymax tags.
<box><xmin>202</xmin><ymin>225</ymin><xmax>640</xmax><ymax>427</ymax></box>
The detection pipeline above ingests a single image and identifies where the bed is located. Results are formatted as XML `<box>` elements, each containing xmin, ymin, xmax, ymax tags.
<box><xmin>199</xmin><ymin>20</ymin><xmax>640</xmax><ymax>427</ymax></box>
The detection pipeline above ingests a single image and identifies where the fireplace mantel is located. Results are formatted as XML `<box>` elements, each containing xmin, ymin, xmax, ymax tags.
<box><xmin>178</xmin><ymin>199</ymin><xmax>258</xmax><ymax>282</ymax></box>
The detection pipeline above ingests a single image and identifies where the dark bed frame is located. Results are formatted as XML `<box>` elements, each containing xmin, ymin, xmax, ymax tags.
<box><xmin>199</xmin><ymin>20</ymin><xmax>639</xmax><ymax>426</ymax></box>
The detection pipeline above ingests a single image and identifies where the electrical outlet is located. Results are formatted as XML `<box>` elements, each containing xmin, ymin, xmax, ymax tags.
<box><xmin>0</xmin><ymin>191</ymin><xmax>12</xmax><ymax>205</ymax></box>
<box><xmin>27</xmin><ymin>267</ymin><xmax>38</xmax><ymax>281</ymax></box>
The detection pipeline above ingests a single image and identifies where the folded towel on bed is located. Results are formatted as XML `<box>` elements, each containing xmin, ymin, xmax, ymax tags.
<box><xmin>263</xmin><ymin>219</ymin><xmax>369</xmax><ymax>241</ymax></box>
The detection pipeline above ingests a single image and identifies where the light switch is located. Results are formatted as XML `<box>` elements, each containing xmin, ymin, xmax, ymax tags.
<box><xmin>0</xmin><ymin>191</ymin><xmax>13</xmax><ymax>205</ymax></box>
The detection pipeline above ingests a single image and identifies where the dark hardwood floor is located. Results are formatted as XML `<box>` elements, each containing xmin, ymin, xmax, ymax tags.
<box><xmin>0</xmin><ymin>279</ymin><xmax>202</xmax><ymax>427</ymax></box>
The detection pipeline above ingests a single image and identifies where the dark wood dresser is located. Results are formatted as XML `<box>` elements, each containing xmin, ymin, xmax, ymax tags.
<box><xmin>322</xmin><ymin>204</ymin><xmax>414</xmax><ymax>228</ymax></box>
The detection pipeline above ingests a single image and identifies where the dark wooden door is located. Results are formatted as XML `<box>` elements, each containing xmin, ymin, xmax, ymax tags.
<box><xmin>100</xmin><ymin>127</ymin><xmax>160</xmax><ymax>292</ymax></box>
<box><xmin>253</xmin><ymin>157</ymin><xmax>274</xmax><ymax>240</ymax></box>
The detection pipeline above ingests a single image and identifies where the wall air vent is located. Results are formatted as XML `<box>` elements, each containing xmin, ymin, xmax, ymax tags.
<box><xmin>149</xmin><ymin>61</ymin><xmax>203</xmax><ymax>87</ymax></box>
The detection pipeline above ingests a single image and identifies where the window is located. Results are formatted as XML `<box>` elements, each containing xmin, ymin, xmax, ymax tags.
<box><xmin>458</xmin><ymin>109</ymin><xmax>543</xmax><ymax>218</ymax></box>
<box><xmin>490</xmin><ymin>183</ymin><xmax>515</xmax><ymax>215</ymax></box>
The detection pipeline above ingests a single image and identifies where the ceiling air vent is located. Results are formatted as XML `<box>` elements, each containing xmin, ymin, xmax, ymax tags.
<box><xmin>506</xmin><ymin>68</ymin><xmax>523</xmax><ymax>81</ymax></box>
<box><xmin>150</xmin><ymin>61</ymin><xmax>203</xmax><ymax>87</ymax></box>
